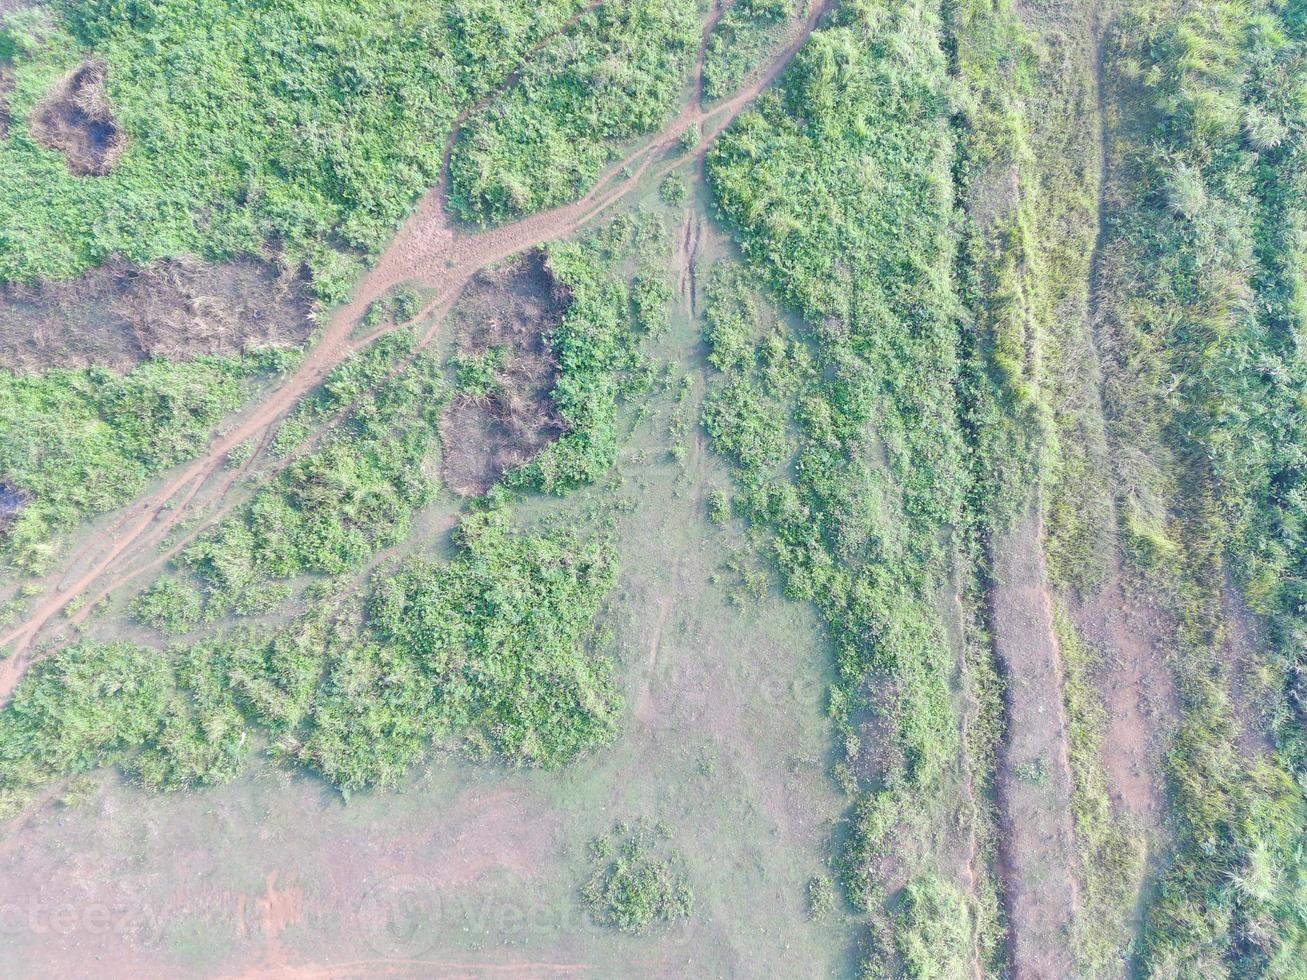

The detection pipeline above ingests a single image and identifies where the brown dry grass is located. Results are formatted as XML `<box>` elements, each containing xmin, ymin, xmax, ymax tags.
<box><xmin>0</xmin><ymin>255</ymin><xmax>315</xmax><ymax>372</ymax></box>
<box><xmin>30</xmin><ymin>59</ymin><xmax>127</xmax><ymax>176</ymax></box>
<box><xmin>439</xmin><ymin>250</ymin><xmax>570</xmax><ymax>496</ymax></box>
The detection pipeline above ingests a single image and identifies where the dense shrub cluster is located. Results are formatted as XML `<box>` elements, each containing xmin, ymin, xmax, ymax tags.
<box><xmin>369</xmin><ymin>509</ymin><xmax>621</xmax><ymax>769</ymax></box>
<box><xmin>0</xmin><ymin>510</ymin><xmax>620</xmax><ymax>811</ymax></box>
<box><xmin>447</xmin><ymin>0</ymin><xmax>700</xmax><ymax>225</ymax></box>
<box><xmin>507</xmin><ymin>213</ymin><xmax>670</xmax><ymax>494</ymax></box>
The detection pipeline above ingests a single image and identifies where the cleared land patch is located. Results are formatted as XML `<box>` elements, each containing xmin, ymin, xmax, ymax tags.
<box><xmin>441</xmin><ymin>251</ymin><xmax>569</xmax><ymax>497</ymax></box>
<box><xmin>0</xmin><ymin>256</ymin><xmax>314</xmax><ymax>373</ymax></box>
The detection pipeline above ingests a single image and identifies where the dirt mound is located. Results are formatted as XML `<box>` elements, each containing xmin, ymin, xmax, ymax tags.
<box><xmin>30</xmin><ymin>59</ymin><xmax>127</xmax><ymax>175</ymax></box>
<box><xmin>439</xmin><ymin>250</ymin><xmax>570</xmax><ymax>496</ymax></box>
<box><xmin>0</xmin><ymin>255</ymin><xmax>315</xmax><ymax>373</ymax></box>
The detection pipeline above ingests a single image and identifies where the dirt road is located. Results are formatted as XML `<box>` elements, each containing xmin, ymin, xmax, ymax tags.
<box><xmin>0</xmin><ymin>0</ymin><xmax>836</xmax><ymax>700</ymax></box>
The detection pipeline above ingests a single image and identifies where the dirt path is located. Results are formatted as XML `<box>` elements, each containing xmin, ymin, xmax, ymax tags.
<box><xmin>1069</xmin><ymin>563</ymin><xmax>1172</xmax><ymax>827</ymax></box>
<box><xmin>0</xmin><ymin>0</ymin><xmax>836</xmax><ymax>700</ymax></box>
<box><xmin>1073</xmin><ymin>0</ymin><xmax>1177</xmax><ymax>837</ymax></box>
<box><xmin>989</xmin><ymin>507</ymin><xmax>1079</xmax><ymax>980</ymax></box>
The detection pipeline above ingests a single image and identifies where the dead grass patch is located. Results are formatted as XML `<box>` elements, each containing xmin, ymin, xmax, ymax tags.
<box><xmin>439</xmin><ymin>250</ymin><xmax>571</xmax><ymax>496</ymax></box>
<box><xmin>0</xmin><ymin>255</ymin><xmax>315</xmax><ymax>373</ymax></box>
<box><xmin>0</xmin><ymin>65</ymin><xmax>13</xmax><ymax>141</ymax></box>
<box><xmin>0</xmin><ymin>482</ymin><xmax>28</xmax><ymax>532</ymax></box>
<box><xmin>30</xmin><ymin>59</ymin><xmax>127</xmax><ymax>176</ymax></box>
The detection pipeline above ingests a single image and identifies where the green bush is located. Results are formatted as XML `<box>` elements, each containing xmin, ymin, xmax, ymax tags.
<box><xmin>448</xmin><ymin>0</ymin><xmax>700</xmax><ymax>224</ymax></box>
<box><xmin>581</xmin><ymin>820</ymin><xmax>694</xmax><ymax>934</ymax></box>
<box><xmin>182</xmin><ymin>340</ymin><xmax>443</xmax><ymax>616</ymax></box>
<box><xmin>0</xmin><ymin>508</ymin><xmax>623</xmax><ymax>803</ymax></box>
<box><xmin>507</xmin><ymin>216</ymin><xmax>668</xmax><ymax>494</ymax></box>
<box><xmin>132</xmin><ymin>577</ymin><xmax>204</xmax><ymax>635</ymax></box>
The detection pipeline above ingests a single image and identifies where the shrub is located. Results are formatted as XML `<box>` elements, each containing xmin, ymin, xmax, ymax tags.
<box><xmin>581</xmin><ymin>820</ymin><xmax>694</xmax><ymax>934</ymax></box>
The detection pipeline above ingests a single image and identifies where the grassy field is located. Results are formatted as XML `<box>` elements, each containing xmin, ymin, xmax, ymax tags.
<box><xmin>0</xmin><ymin>0</ymin><xmax>1305</xmax><ymax>976</ymax></box>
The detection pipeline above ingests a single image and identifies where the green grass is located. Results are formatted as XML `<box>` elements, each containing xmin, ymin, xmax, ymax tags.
<box><xmin>1093</xmin><ymin>1</ymin><xmax>1307</xmax><ymax>973</ymax></box>
<box><xmin>447</xmin><ymin>0</ymin><xmax>701</xmax><ymax>225</ymax></box>
<box><xmin>581</xmin><ymin>819</ymin><xmax>694</xmax><ymax>934</ymax></box>
<box><xmin>702</xmin><ymin>0</ymin><xmax>799</xmax><ymax>102</ymax></box>
<box><xmin>704</xmin><ymin>0</ymin><xmax>979</xmax><ymax>967</ymax></box>
<box><xmin>0</xmin><ymin>348</ymin><xmax>294</xmax><ymax>573</ymax></box>
<box><xmin>179</xmin><ymin>333</ymin><xmax>444</xmax><ymax>618</ymax></box>
<box><xmin>0</xmin><ymin>0</ymin><xmax>591</xmax><ymax>299</ymax></box>
<box><xmin>0</xmin><ymin>507</ymin><xmax>622</xmax><ymax>810</ymax></box>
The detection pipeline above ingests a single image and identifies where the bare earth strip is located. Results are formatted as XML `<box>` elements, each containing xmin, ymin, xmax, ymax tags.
<box><xmin>990</xmin><ymin>507</ymin><xmax>1079</xmax><ymax>980</ymax></box>
<box><xmin>0</xmin><ymin>0</ymin><xmax>836</xmax><ymax>700</ymax></box>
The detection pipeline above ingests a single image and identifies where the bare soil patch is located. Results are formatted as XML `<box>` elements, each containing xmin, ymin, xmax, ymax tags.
<box><xmin>31</xmin><ymin>59</ymin><xmax>127</xmax><ymax>175</ymax></box>
<box><xmin>0</xmin><ymin>255</ymin><xmax>314</xmax><ymax>373</ymax></box>
<box><xmin>1069</xmin><ymin>563</ymin><xmax>1173</xmax><ymax>827</ymax></box>
<box><xmin>990</xmin><ymin>508</ymin><xmax>1078</xmax><ymax>980</ymax></box>
<box><xmin>439</xmin><ymin>250</ymin><xmax>569</xmax><ymax>496</ymax></box>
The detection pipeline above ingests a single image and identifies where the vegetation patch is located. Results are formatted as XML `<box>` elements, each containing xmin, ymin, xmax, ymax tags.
<box><xmin>581</xmin><ymin>820</ymin><xmax>694</xmax><ymax>934</ymax></box>
<box><xmin>30</xmin><ymin>59</ymin><xmax>126</xmax><ymax>175</ymax></box>
<box><xmin>447</xmin><ymin>0</ymin><xmax>700</xmax><ymax>224</ymax></box>
<box><xmin>359</xmin><ymin>283</ymin><xmax>423</xmax><ymax>332</ymax></box>
<box><xmin>0</xmin><ymin>348</ymin><xmax>293</xmax><ymax>572</ymax></box>
<box><xmin>1</xmin><ymin>509</ymin><xmax>621</xmax><ymax>811</ymax></box>
<box><xmin>0</xmin><ymin>0</ymin><xmax>591</xmax><ymax>298</ymax></box>
<box><xmin>0</xmin><ymin>255</ymin><xmax>314</xmax><ymax>373</ymax></box>
<box><xmin>703</xmin><ymin>0</ymin><xmax>798</xmax><ymax>101</ymax></box>
<box><xmin>178</xmin><ymin>334</ymin><xmax>443</xmax><ymax>619</ymax></box>
<box><xmin>1091</xmin><ymin>2</ymin><xmax>1307</xmax><ymax>973</ymax></box>
<box><xmin>504</xmin><ymin>213</ymin><xmax>671</xmax><ymax>495</ymax></box>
